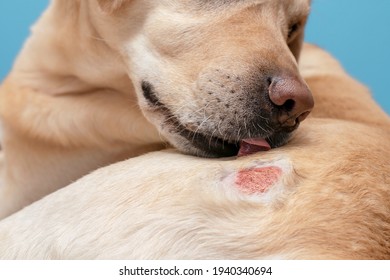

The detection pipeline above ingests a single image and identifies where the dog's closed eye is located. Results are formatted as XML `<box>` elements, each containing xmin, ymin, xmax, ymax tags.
<box><xmin>287</xmin><ymin>22</ymin><xmax>301</xmax><ymax>40</ymax></box>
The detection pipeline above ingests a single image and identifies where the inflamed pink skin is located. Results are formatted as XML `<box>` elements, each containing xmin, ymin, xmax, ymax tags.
<box><xmin>235</xmin><ymin>166</ymin><xmax>283</xmax><ymax>195</ymax></box>
<box><xmin>219</xmin><ymin>157</ymin><xmax>291</xmax><ymax>204</ymax></box>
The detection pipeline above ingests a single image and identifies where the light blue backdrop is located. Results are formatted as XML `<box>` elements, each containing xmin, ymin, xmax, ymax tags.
<box><xmin>1</xmin><ymin>0</ymin><xmax>389</xmax><ymax>113</ymax></box>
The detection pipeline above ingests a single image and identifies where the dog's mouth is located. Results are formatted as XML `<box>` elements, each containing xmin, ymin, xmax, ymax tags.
<box><xmin>141</xmin><ymin>81</ymin><xmax>294</xmax><ymax>158</ymax></box>
<box><xmin>177</xmin><ymin>126</ymin><xmax>291</xmax><ymax>157</ymax></box>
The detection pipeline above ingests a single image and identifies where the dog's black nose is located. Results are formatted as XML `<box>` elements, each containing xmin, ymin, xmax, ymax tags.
<box><xmin>268</xmin><ymin>76</ymin><xmax>314</xmax><ymax>127</ymax></box>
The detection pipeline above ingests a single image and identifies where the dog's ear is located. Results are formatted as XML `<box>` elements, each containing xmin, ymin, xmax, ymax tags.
<box><xmin>97</xmin><ymin>0</ymin><xmax>130</xmax><ymax>13</ymax></box>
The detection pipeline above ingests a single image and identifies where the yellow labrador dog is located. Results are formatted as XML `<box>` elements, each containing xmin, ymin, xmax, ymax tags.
<box><xmin>0</xmin><ymin>0</ymin><xmax>314</xmax><ymax>219</ymax></box>
<box><xmin>0</xmin><ymin>45</ymin><xmax>389</xmax><ymax>259</ymax></box>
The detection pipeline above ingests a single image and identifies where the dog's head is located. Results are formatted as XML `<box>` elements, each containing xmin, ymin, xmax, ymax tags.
<box><xmin>92</xmin><ymin>0</ymin><xmax>314</xmax><ymax>157</ymax></box>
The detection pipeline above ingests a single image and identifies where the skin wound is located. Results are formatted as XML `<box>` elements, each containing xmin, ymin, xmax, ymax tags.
<box><xmin>235</xmin><ymin>166</ymin><xmax>282</xmax><ymax>195</ymax></box>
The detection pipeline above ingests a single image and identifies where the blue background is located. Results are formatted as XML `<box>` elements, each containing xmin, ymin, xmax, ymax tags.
<box><xmin>1</xmin><ymin>0</ymin><xmax>389</xmax><ymax>114</ymax></box>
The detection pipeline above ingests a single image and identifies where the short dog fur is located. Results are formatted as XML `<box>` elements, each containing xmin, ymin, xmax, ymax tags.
<box><xmin>0</xmin><ymin>45</ymin><xmax>389</xmax><ymax>259</ymax></box>
<box><xmin>0</xmin><ymin>0</ymin><xmax>314</xmax><ymax>219</ymax></box>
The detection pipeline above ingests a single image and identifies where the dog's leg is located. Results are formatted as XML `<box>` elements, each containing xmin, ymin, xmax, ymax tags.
<box><xmin>0</xmin><ymin>125</ymin><xmax>164</xmax><ymax>219</ymax></box>
<box><xmin>0</xmin><ymin>80</ymin><xmax>164</xmax><ymax>219</ymax></box>
<box><xmin>0</xmin><ymin>128</ymin><xmax>102</xmax><ymax>219</ymax></box>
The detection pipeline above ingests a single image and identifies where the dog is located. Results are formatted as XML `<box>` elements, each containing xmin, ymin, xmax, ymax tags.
<box><xmin>0</xmin><ymin>0</ymin><xmax>314</xmax><ymax>219</ymax></box>
<box><xmin>0</xmin><ymin>45</ymin><xmax>389</xmax><ymax>259</ymax></box>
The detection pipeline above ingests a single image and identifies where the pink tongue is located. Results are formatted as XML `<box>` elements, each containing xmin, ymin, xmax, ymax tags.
<box><xmin>238</xmin><ymin>138</ymin><xmax>271</xmax><ymax>157</ymax></box>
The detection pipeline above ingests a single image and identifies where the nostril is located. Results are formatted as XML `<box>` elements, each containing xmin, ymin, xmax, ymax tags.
<box><xmin>281</xmin><ymin>99</ymin><xmax>295</xmax><ymax>112</ymax></box>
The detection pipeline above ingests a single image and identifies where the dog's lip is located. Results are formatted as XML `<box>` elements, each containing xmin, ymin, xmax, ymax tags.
<box><xmin>171</xmin><ymin>116</ymin><xmax>289</xmax><ymax>158</ymax></box>
<box><xmin>179</xmin><ymin>128</ymin><xmax>240</xmax><ymax>157</ymax></box>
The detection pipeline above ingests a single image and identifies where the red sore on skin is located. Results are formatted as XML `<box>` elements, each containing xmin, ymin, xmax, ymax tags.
<box><xmin>235</xmin><ymin>166</ymin><xmax>282</xmax><ymax>195</ymax></box>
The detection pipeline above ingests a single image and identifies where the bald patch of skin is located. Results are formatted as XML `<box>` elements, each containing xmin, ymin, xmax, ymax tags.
<box><xmin>235</xmin><ymin>166</ymin><xmax>282</xmax><ymax>195</ymax></box>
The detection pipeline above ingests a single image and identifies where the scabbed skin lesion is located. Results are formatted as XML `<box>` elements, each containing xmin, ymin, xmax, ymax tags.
<box><xmin>217</xmin><ymin>157</ymin><xmax>294</xmax><ymax>205</ymax></box>
<box><xmin>235</xmin><ymin>166</ymin><xmax>283</xmax><ymax>195</ymax></box>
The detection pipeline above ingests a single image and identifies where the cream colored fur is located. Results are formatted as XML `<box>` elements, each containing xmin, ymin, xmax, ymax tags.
<box><xmin>0</xmin><ymin>0</ymin><xmax>312</xmax><ymax>219</ymax></box>
<box><xmin>0</xmin><ymin>45</ymin><xmax>389</xmax><ymax>259</ymax></box>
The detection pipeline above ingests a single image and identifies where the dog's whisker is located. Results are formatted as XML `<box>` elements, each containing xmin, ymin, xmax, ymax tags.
<box><xmin>168</xmin><ymin>106</ymin><xmax>190</xmax><ymax>118</ymax></box>
<box><xmin>192</xmin><ymin>115</ymin><xmax>213</xmax><ymax>142</ymax></box>
<box><xmin>208</xmin><ymin>129</ymin><xmax>218</xmax><ymax>150</ymax></box>
<box><xmin>163</xmin><ymin>114</ymin><xmax>178</xmax><ymax>124</ymax></box>
<box><xmin>217</xmin><ymin>120</ymin><xmax>224</xmax><ymax>137</ymax></box>
<box><xmin>236</xmin><ymin>126</ymin><xmax>242</xmax><ymax>142</ymax></box>
<box><xmin>255</xmin><ymin>122</ymin><xmax>272</xmax><ymax>135</ymax></box>
<box><xmin>198</xmin><ymin>115</ymin><xmax>213</xmax><ymax>130</ymax></box>
<box><xmin>194</xmin><ymin>102</ymin><xmax>212</xmax><ymax>114</ymax></box>
<box><xmin>243</xmin><ymin>120</ymin><xmax>248</xmax><ymax>135</ymax></box>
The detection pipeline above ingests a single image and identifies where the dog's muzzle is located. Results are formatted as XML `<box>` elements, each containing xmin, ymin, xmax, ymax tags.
<box><xmin>140</xmin><ymin>77</ymin><xmax>313</xmax><ymax>158</ymax></box>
